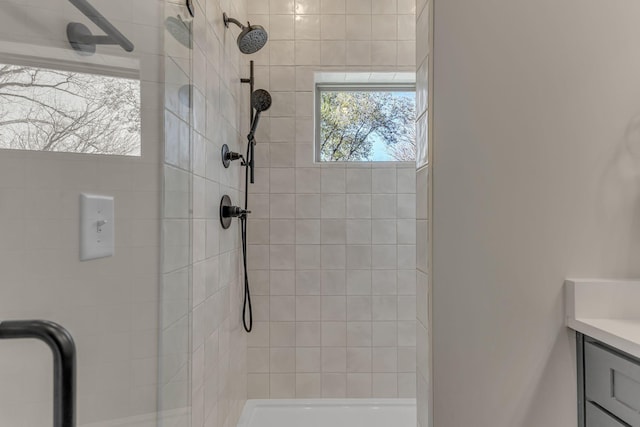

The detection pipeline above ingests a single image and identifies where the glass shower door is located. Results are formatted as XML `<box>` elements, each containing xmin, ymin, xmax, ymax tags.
<box><xmin>0</xmin><ymin>0</ymin><xmax>167</xmax><ymax>425</ymax></box>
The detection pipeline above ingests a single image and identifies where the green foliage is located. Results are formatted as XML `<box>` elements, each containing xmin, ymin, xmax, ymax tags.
<box><xmin>320</xmin><ymin>90</ymin><xmax>415</xmax><ymax>161</ymax></box>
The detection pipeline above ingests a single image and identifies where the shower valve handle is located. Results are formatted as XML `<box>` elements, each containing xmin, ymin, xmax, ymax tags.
<box><xmin>222</xmin><ymin>205</ymin><xmax>251</xmax><ymax>218</ymax></box>
<box><xmin>227</xmin><ymin>152</ymin><xmax>243</xmax><ymax>162</ymax></box>
<box><xmin>220</xmin><ymin>195</ymin><xmax>250</xmax><ymax>229</ymax></box>
<box><xmin>221</xmin><ymin>144</ymin><xmax>244</xmax><ymax>168</ymax></box>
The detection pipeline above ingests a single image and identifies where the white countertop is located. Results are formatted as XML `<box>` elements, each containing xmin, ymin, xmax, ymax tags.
<box><xmin>566</xmin><ymin>279</ymin><xmax>640</xmax><ymax>358</ymax></box>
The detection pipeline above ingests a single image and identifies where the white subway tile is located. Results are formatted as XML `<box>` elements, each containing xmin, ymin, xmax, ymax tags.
<box><xmin>321</xmin><ymin>270</ymin><xmax>347</xmax><ymax>295</ymax></box>
<box><xmin>322</xmin><ymin>347</ymin><xmax>347</xmax><ymax>372</ymax></box>
<box><xmin>347</xmin><ymin>347</ymin><xmax>372</xmax><ymax>372</ymax></box>
<box><xmin>271</xmin><ymin>347</ymin><xmax>296</xmax><ymax>372</ymax></box>
<box><xmin>347</xmin><ymin>219</ymin><xmax>372</xmax><ymax>244</ymax></box>
<box><xmin>322</xmin><ymin>373</ymin><xmax>347</xmax><ymax>397</ymax></box>
<box><xmin>346</xmin><ymin>194</ymin><xmax>372</xmax><ymax>218</ymax></box>
<box><xmin>373</xmin><ymin>347</ymin><xmax>397</xmax><ymax>372</ymax></box>
<box><xmin>270</xmin><ymin>374</ymin><xmax>296</xmax><ymax>398</ymax></box>
<box><xmin>322</xmin><ymin>321</ymin><xmax>347</xmax><ymax>346</ymax></box>
<box><xmin>346</xmin><ymin>169</ymin><xmax>372</xmax><ymax>193</ymax></box>
<box><xmin>296</xmin><ymin>220</ymin><xmax>322</xmax><ymax>244</ymax></box>
<box><xmin>372</xmin><ymin>373</ymin><xmax>397</xmax><ymax>397</ymax></box>
<box><xmin>346</xmin><ymin>269</ymin><xmax>372</xmax><ymax>295</ymax></box>
<box><xmin>347</xmin><ymin>322</ymin><xmax>372</xmax><ymax>347</ymax></box>
<box><xmin>296</xmin><ymin>295</ymin><xmax>322</xmax><ymax>320</ymax></box>
<box><xmin>296</xmin><ymin>373</ymin><xmax>322</xmax><ymax>397</ymax></box>
<box><xmin>296</xmin><ymin>269</ymin><xmax>322</xmax><ymax>294</ymax></box>
<box><xmin>271</xmin><ymin>322</ymin><xmax>297</xmax><ymax>347</ymax></box>
<box><xmin>347</xmin><ymin>373</ymin><xmax>372</xmax><ymax>397</ymax></box>
<box><xmin>322</xmin><ymin>296</ymin><xmax>347</xmax><ymax>320</ymax></box>
<box><xmin>372</xmin><ymin>194</ymin><xmax>397</xmax><ymax>218</ymax></box>
<box><xmin>297</xmin><ymin>322</ymin><xmax>322</xmax><ymax>347</ymax></box>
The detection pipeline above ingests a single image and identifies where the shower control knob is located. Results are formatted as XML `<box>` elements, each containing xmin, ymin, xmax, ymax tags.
<box><xmin>223</xmin><ymin>205</ymin><xmax>251</xmax><ymax>218</ymax></box>
<box><xmin>221</xmin><ymin>144</ymin><xmax>244</xmax><ymax>168</ymax></box>
<box><xmin>220</xmin><ymin>195</ymin><xmax>251</xmax><ymax>229</ymax></box>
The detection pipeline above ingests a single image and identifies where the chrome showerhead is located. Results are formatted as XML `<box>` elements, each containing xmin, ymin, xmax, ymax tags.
<box><xmin>237</xmin><ymin>25</ymin><xmax>268</xmax><ymax>54</ymax></box>
<box><xmin>251</xmin><ymin>89</ymin><xmax>272</xmax><ymax>113</ymax></box>
<box><xmin>223</xmin><ymin>13</ymin><xmax>268</xmax><ymax>54</ymax></box>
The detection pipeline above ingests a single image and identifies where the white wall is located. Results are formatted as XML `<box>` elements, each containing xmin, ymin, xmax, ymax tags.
<box><xmin>431</xmin><ymin>1</ymin><xmax>640</xmax><ymax>426</ymax></box>
<box><xmin>244</xmin><ymin>0</ymin><xmax>418</xmax><ymax>399</ymax></box>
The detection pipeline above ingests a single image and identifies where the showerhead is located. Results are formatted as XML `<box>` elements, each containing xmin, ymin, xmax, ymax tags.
<box><xmin>251</xmin><ymin>89</ymin><xmax>272</xmax><ymax>113</ymax></box>
<box><xmin>247</xmin><ymin>89</ymin><xmax>272</xmax><ymax>143</ymax></box>
<box><xmin>237</xmin><ymin>25</ymin><xmax>268</xmax><ymax>54</ymax></box>
<box><xmin>165</xmin><ymin>15</ymin><xmax>192</xmax><ymax>49</ymax></box>
<box><xmin>223</xmin><ymin>13</ymin><xmax>269</xmax><ymax>54</ymax></box>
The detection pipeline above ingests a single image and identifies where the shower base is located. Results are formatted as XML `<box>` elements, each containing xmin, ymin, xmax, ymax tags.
<box><xmin>237</xmin><ymin>399</ymin><xmax>416</xmax><ymax>427</ymax></box>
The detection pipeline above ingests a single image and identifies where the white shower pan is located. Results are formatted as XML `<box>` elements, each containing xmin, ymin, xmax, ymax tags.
<box><xmin>237</xmin><ymin>399</ymin><xmax>417</xmax><ymax>427</ymax></box>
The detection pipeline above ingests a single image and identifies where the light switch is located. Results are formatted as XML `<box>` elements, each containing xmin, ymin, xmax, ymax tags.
<box><xmin>80</xmin><ymin>194</ymin><xmax>114</xmax><ymax>261</ymax></box>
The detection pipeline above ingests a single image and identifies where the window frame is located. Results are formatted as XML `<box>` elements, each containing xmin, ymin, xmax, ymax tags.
<box><xmin>314</xmin><ymin>82</ymin><xmax>417</xmax><ymax>164</ymax></box>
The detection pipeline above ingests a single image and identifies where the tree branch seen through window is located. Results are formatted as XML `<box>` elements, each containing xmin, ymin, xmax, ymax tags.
<box><xmin>0</xmin><ymin>63</ymin><xmax>141</xmax><ymax>156</ymax></box>
<box><xmin>319</xmin><ymin>89</ymin><xmax>416</xmax><ymax>162</ymax></box>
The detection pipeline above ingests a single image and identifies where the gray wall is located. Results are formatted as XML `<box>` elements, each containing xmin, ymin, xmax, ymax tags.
<box><xmin>432</xmin><ymin>1</ymin><xmax>640</xmax><ymax>425</ymax></box>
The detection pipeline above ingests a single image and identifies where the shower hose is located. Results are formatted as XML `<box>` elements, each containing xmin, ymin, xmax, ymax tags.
<box><xmin>241</xmin><ymin>138</ymin><xmax>254</xmax><ymax>333</ymax></box>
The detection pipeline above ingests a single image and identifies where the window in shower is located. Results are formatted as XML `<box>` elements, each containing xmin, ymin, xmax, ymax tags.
<box><xmin>0</xmin><ymin>62</ymin><xmax>141</xmax><ymax>156</ymax></box>
<box><xmin>315</xmin><ymin>83</ymin><xmax>416</xmax><ymax>162</ymax></box>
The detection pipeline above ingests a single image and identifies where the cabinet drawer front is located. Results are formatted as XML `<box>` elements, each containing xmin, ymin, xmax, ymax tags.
<box><xmin>585</xmin><ymin>341</ymin><xmax>640</xmax><ymax>425</ymax></box>
<box><xmin>586</xmin><ymin>402</ymin><xmax>628</xmax><ymax>427</ymax></box>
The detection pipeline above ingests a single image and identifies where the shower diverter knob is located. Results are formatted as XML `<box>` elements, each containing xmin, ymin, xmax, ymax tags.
<box><xmin>220</xmin><ymin>195</ymin><xmax>251</xmax><ymax>229</ymax></box>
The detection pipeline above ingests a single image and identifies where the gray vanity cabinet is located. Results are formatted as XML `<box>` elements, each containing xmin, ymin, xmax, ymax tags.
<box><xmin>579</xmin><ymin>335</ymin><xmax>640</xmax><ymax>426</ymax></box>
<box><xmin>586</xmin><ymin>402</ymin><xmax>627</xmax><ymax>426</ymax></box>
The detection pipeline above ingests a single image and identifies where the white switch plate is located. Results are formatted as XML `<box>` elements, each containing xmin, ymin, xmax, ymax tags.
<box><xmin>80</xmin><ymin>194</ymin><xmax>114</xmax><ymax>261</ymax></box>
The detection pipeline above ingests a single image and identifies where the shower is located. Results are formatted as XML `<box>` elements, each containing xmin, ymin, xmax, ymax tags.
<box><xmin>222</xmin><ymin>13</ymin><xmax>268</xmax><ymax>54</ymax></box>
<box><xmin>240</xmin><ymin>89</ymin><xmax>271</xmax><ymax>332</ymax></box>
<box><xmin>219</xmin><ymin>86</ymin><xmax>272</xmax><ymax>333</ymax></box>
<box><xmin>220</xmin><ymin>13</ymin><xmax>271</xmax><ymax>332</ymax></box>
<box><xmin>218</xmin><ymin>13</ymin><xmax>270</xmax><ymax>334</ymax></box>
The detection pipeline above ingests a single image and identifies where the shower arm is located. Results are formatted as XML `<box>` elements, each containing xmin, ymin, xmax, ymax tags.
<box><xmin>0</xmin><ymin>320</ymin><xmax>76</xmax><ymax>427</ymax></box>
<box><xmin>224</xmin><ymin>15</ymin><xmax>247</xmax><ymax>30</ymax></box>
<box><xmin>67</xmin><ymin>0</ymin><xmax>134</xmax><ymax>53</ymax></box>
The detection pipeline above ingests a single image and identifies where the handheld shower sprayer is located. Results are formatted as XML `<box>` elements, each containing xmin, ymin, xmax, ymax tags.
<box><xmin>248</xmin><ymin>89</ymin><xmax>272</xmax><ymax>142</ymax></box>
<box><xmin>247</xmin><ymin>89</ymin><xmax>272</xmax><ymax>184</ymax></box>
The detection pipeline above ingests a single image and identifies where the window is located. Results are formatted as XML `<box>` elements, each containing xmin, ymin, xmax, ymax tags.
<box><xmin>0</xmin><ymin>63</ymin><xmax>141</xmax><ymax>156</ymax></box>
<box><xmin>316</xmin><ymin>84</ymin><xmax>416</xmax><ymax>162</ymax></box>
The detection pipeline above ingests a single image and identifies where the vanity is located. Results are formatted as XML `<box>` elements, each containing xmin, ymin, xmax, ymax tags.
<box><xmin>566</xmin><ymin>280</ymin><xmax>640</xmax><ymax>426</ymax></box>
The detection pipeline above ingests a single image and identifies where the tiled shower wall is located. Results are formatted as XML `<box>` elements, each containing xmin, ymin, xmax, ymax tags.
<box><xmin>415</xmin><ymin>0</ymin><xmax>431</xmax><ymax>426</ymax></box>
<box><xmin>245</xmin><ymin>0</ymin><xmax>418</xmax><ymax>399</ymax></box>
<box><xmin>161</xmin><ymin>0</ymin><xmax>249</xmax><ymax>426</ymax></box>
